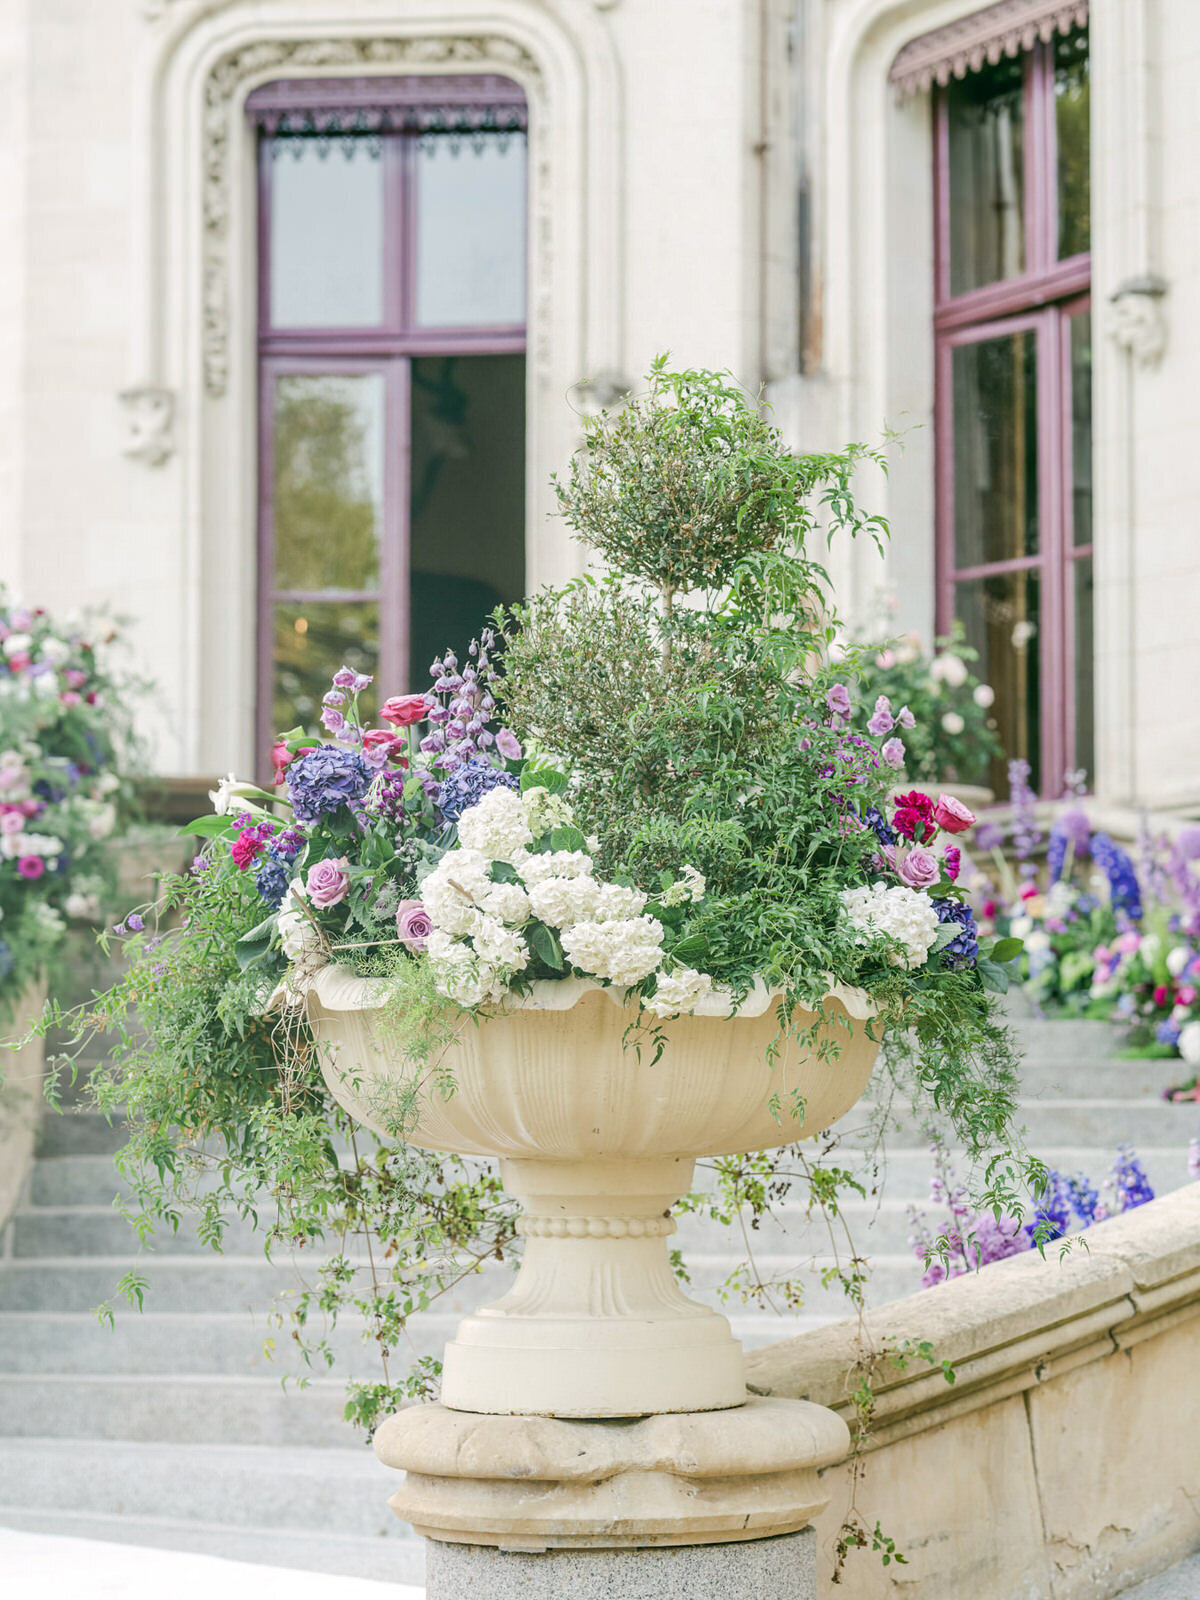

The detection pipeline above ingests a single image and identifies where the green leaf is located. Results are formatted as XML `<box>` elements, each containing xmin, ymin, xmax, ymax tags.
<box><xmin>990</xmin><ymin>937</ymin><xmax>1024</xmax><ymax>965</ymax></box>
<box><xmin>671</xmin><ymin>933</ymin><xmax>710</xmax><ymax>963</ymax></box>
<box><xmin>521</xmin><ymin>764</ymin><xmax>569</xmax><ymax>796</ymax></box>
<box><xmin>976</xmin><ymin>958</ymin><xmax>1011</xmax><ymax>995</ymax></box>
<box><xmin>180</xmin><ymin>815</ymin><xmax>235</xmax><ymax>839</ymax></box>
<box><xmin>489</xmin><ymin>860</ymin><xmax>522</xmax><ymax>885</ymax></box>
<box><xmin>548</xmin><ymin>824</ymin><xmax>586</xmax><ymax>853</ymax></box>
<box><xmin>529</xmin><ymin>921</ymin><xmax>564</xmax><ymax>971</ymax></box>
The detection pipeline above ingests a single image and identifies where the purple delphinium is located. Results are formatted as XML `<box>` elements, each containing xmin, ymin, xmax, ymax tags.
<box><xmin>421</xmin><ymin>630</ymin><xmax>519</xmax><ymax>774</ymax></box>
<box><xmin>1092</xmin><ymin>832</ymin><xmax>1143</xmax><ymax>923</ymax></box>
<box><xmin>438</xmin><ymin>758</ymin><xmax>520</xmax><ymax>822</ymax></box>
<box><xmin>1030</xmin><ymin>1169</ymin><xmax>1073</xmax><ymax>1241</ymax></box>
<box><xmin>1008</xmin><ymin>758</ymin><xmax>1041</xmax><ymax>870</ymax></box>
<box><xmin>285</xmin><ymin>745</ymin><xmax>371</xmax><ymax>824</ymax></box>
<box><xmin>1047</xmin><ymin>806</ymin><xmax>1091</xmax><ymax>882</ymax></box>
<box><xmin>1109</xmin><ymin>1144</ymin><xmax>1155</xmax><ymax>1211</ymax></box>
<box><xmin>861</xmin><ymin>804</ymin><xmax>896</xmax><ymax>849</ymax></box>
<box><xmin>931</xmin><ymin>898</ymin><xmax>978</xmax><ymax>969</ymax></box>
<box><xmin>1168</xmin><ymin>825</ymin><xmax>1200</xmax><ymax>936</ymax></box>
<box><xmin>1065</xmin><ymin>1171</ymin><xmax>1104</xmax><ymax>1227</ymax></box>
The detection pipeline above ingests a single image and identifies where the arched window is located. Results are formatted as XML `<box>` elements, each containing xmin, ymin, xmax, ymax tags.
<box><xmin>932</xmin><ymin>25</ymin><xmax>1091</xmax><ymax>793</ymax></box>
<box><xmin>250</xmin><ymin>75</ymin><xmax>528</xmax><ymax>758</ymax></box>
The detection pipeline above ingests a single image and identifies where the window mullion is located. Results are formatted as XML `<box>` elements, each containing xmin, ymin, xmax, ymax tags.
<box><xmin>1037</xmin><ymin>305</ymin><xmax>1068</xmax><ymax>795</ymax></box>
<box><xmin>378</xmin><ymin>358</ymin><xmax>412</xmax><ymax>697</ymax></box>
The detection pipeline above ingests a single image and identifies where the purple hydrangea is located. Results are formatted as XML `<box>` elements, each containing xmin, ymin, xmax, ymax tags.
<box><xmin>256</xmin><ymin>853</ymin><xmax>291</xmax><ymax>909</ymax></box>
<box><xmin>285</xmin><ymin>744</ymin><xmax>370</xmax><ymax>824</ymax></box>
<box><xmin>437</xmin><ymin>758</ymin><xmax>520</xmax><ymax>822</ymax></box>
<box><xmin>932</xmin><ymin>898</ymin><xmax>978</xmax><ymax>969</ymax></box>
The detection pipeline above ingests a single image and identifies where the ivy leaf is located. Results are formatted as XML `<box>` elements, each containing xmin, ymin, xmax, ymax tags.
<box><xmin>528</xmin><ymin>921</ymin><xmax>564</xmax><ymax>970</ymax></box>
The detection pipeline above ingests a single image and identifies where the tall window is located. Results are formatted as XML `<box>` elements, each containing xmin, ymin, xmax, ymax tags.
<box><xmin>252</xmin><ymin>76</ymin><xmax>528</xmax><ymax>756</ymax></box>
<box><xmin>934</xmin><ymin>28</ymin><xmax>1091</xmax><ymax>793</ymax></box>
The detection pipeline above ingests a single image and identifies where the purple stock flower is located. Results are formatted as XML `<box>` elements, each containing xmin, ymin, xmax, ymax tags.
<box><xmin>1008</xmin><ymin>758</ymin><xmax>1041</xmax><ymax>868</ymax></box>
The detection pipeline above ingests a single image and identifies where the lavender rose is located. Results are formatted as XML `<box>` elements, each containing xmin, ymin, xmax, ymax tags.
<box><xmin>306</xmin><ymin>856</ymin><xmax>350</xmax><ymax>908</ymax></box>
<box><xmin>896</xmin><ymin>845</ymin><xmax>940</xmax><ymax>891</ymax></box>
<box><xmin>396</xmin><ymin>898</ymin><xmax>434</xmax><ymax>952</ymax></box>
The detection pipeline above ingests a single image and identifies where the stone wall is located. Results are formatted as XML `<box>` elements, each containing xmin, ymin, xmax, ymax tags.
<box><xmin>746</xmin><ymin>1184</ymin><xmax>1200</xmax><ymax>1599</ymax></box>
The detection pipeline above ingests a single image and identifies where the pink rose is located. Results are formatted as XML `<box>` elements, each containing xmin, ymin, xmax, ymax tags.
<box><xmin>0</xmin><ymin>813</ymin><xmax>23</xmax><ymax>836</ymax></box>
<box><xmin>17</xmin><ymin>855</ymin><xmax>44</xmax><ymax>879</ymax></box>
<box><xmin>1115</xmin><ymin>930</ymin><xmax>1141</xmax><ymax>956</ymax></box>
<box><xmin>60</xmin><ymin>690</ymin><xmax>81</xmax><ymax>707</ymax></box>
<box><xmin>362</xmin><ymin>728</ymin><xmax>408</xmax><ymax>763</ymax></box>
<box><xmin>1178</xmin><ymin>985</ymin><xmax>1197</xmax><ymax>1005</ymax></box>
<box><xmin>895</xmin><ymin>844</ymin><xmax>940</xmax><ymax>890</ymax></box>
<box><xmin>933</xmin><ymin>793</ymin><xmax>975</xmax><ymax>834</ymax></box>
<box><xmin>380</xmin><ymin>694</ymin><xmax>432</xmax><ymax>728</ymax></box>
<box><xmin>396</xmin><ymin>899</ymin><xmax>434</xmax><ymax>952</ymax></box>
<box><xmin>306</xmin><ymin>856</ymin><xmax>350</xmax><ymax>908</ymax></box>
<box><xmin>63</xmin><ymin>669</ymin><xmax>87</xmax><ymax>689</ymax></box>
<box><xmin>943</xmin><ymin>845</ymin><xmax>961</xmax><ymax>882</ymax></box>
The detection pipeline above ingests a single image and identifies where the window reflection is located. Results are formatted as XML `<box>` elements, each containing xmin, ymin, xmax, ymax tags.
<box><xmin>955</xmin><ymin>569</ymin><xmax>1042</xmax><ymax>792</ymax></box>
<box><xmin>269</xmin><ymin>141</ymin><xmax>385</xmax><ymax>328</ymax></box>
<box><xmin>1055</xmin><ymin>30</ymin><xmax>1090</xmax><ymax>260</ymax></box>
<box><xmin>947</xmin><ymin>54</ymin><xmax>1026</xmax><ymax>295</ymax></box>
<box><xmin>273</xmin><ymin>600</ymin><xmax>380</xmax><ymax>733</ymax></box>
<box><xmin>952</xmin><ymin>331</ymin><xmax>1039</xmax><ymax>568</ymax></box>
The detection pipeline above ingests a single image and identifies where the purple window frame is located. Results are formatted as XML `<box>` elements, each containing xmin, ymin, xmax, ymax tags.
<box><xmin>253</xmin><ymin>75</ymin><xmax>528</xmax><ymax>772</ymax></box>
<box><xmin>933</xmin><ymin>35</ymin><xmax>1091</xmax><ymax>793</ymax></box>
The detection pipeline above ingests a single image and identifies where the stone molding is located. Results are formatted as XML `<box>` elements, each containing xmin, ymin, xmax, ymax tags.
<box><xmin>890</xmin><ymin>0</ymin><xmax>1089</xmax><ymax>95</ymax></box>
<box><xmin>200</xmin><ymin>33</ymin><xmax>541</xmax><ymax>397</ymax></box>
<box><xmin>517</xmin><ymin>1213</ymin><xmax>675</xmax><ymax>1239</ymax></box>
<box><xmin>118</xmin><ymin>385</ymin><xmax>176</xmax><ymax>466</ymax></box>
<box><xmin>1107</xmin><ymin>274</ymin><xmax>1169</xmax><ymax>370</ymax></box>
<box><xmin>374</xmin><ymin>1396</ymin><xmax>850</xmax><ymax>1549</ymax></box>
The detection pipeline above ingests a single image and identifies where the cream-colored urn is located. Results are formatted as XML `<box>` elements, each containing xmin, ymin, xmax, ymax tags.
<box><xmin>308</xmin><ymin>966</ymin><xmax>878</xmax><ymax>1419</ymax></box>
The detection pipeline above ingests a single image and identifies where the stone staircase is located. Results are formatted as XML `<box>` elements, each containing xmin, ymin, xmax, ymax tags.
<box><xmin>1</xmin><ymin>977</ymin><xmax>1197</xmax><ymax>1587</ymax></box>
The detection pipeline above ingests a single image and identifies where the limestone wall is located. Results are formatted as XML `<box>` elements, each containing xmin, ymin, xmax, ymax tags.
<box><xmin>746</xmin><ymin>1184</ymin><xmax>1200</xmax><ymax>1600</ymax></box>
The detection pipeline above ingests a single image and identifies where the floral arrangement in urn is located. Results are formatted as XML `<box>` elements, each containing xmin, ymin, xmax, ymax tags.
<box><xmin>53</xmin><ymin>363</ymin><xmax>1031</xmax><ymax>1428</ymax></box>
<box><xmin>0</xmin><ymin>593</ymin><xmax>139</xmax><ymax>1010</ymax></box>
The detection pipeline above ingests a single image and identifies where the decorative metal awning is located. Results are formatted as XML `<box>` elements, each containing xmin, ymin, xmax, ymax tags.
<box><xmin>246</xmin><ymin>74</ymin><xmax>527</xmax><ymax>152</ymax></box>
<box><xmin>889</xmin><ymin>0</ymin><xmax>1088</xmax><ymax>97</ymax></box>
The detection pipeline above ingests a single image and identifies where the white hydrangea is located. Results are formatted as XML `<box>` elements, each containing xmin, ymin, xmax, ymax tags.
<box><xmin>521</xmin><ymin>785</ymin><xmax>575</xmax><ymax>835</ymax></box>
<box><xmin>278</xmin><ymin>884</ymin><xmax>321</xmax><ymax>960</ymax></box>
<box><xmin>840</xmin><ymin>882</ymin><xmax>940</xmax><ymax>970</ymax></box>
<box><xmin>517</xmin><ymin>850</ymin><xmax>594</xmax><ymax>885</ymax></box>
<box><xmin>560</xmin><ymin>915</ymin><xmax>665</xmax><ymax>987</ymax></box>
<box><xmin>2</xmin><ymin>831</ymin><xmax>63</xmax><ymax>860</ymax></box>
<box><xmin>1179</xmin><ymin>1020</ymin><xmax>1200</xmax><ymax>1068</ymax></box>
<box><xmin>478</xmin><ymin>880</ymin><xmax>531</xmax><ymax>926</ymax></box>
<box><xmin>528</xmin><ymin>875</ymin><xmax>601</xmax><ymax>928</ymax></box>
<box><xmin>420</xmin><ymin>849</ymin><xmax>492</xmax><ymax>938</ymax></box>
<box><xmin>661</xmin><ymin>865</ymin><xmax>706</xmax><ymax>907</ymax></box>
<box><xmin>64</xmin><ymin>891</ymin><xmax>101</xmax><ymax>921</ymax></box>
<box><xmin>644</xmin><ymin>965</ymin><xmax>713</xmax><ymax>1018</ymax></box>
<box><xmin>2</xmin><ymin>634</ymin><xmax>31</xmax><ymax>658</ymax></box>
<box><xmin>455</xmin><ymin>787</ymin><xmax>533</xmax><ymax>862</ymax></box>
<box><xmin>1167</xmin><ymin>946</ymin><xmax>1192</xmax><ymax>979</ymax></box>
<box><xmin>427</xmin><ymin>930</ymin><xmax>499</xmax><ymax>1008</ymax></box>
<box><xmin>473</xmin><ymin>915</ymin><xmax>530</xmax><ymax>973</ymax></box>
<box><xmin>592</xmin><ymin>882</ymin><xmax>647</xmax><ymax>919</ymax></box>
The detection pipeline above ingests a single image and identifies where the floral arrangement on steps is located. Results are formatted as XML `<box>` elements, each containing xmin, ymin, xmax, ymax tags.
<box><xmin>49</xmin><ymin>361</ymin><xmax>1033</xmax><ymax>1432</ymax></box>
<box><xmin>909</xmin><ymin>1141</ymin><xmax>1158</xmax><ymax>1289</ymax></box>
<box><xmin>0</xmin><ymin>593</ymin><xmax>140</xmax><ymax>1015</ymax></box>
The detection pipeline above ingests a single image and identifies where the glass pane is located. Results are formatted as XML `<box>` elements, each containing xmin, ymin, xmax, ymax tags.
<box><xmin>269</xmin><ymin>139</ymin><xmax>385</xmax><ymax>328</ymax></box>
<box><xmin>1055</xmin><ymin>29</ymin><xmax>1090</xmax><ymax>260</ymax></box>
<box><xmin>1072</xmin><ymin>555</ymin><xmax>1094</xmax><ymax>786</ymax></box>
<box><xmin>952</xmin><ymin>330</ymin><xmax>1038</xmax><ymax>569</ymax></box>
<box><xmin>415</xmin><ymin>134</ymin><xmax>527</xmax><ymax>327</ymax></box>
<box><xmin>955</xmin><ymin>569</ymin><xmax>1042</xmax><ymax>791</ymax></box>
<box><xmin>947</xmin><ymin>55</ymin><xmax>1026</xmax><ymax>296</ymax></box>
<box><xmin>272</xmin><ymin>373</ymin><xmax>385</xmax><ymax>592</ymax></box>
<box><xmin>1070</xmin><ymin>308</ymin><xmax>1092</xmax><ymax>545</ymax></box>
<box><xmin>409</xmin><ymin>354</ymin><xmax>526</xmax><ymax>686</ymax></box>
<box><xmin>273</xmin><ymin>601</ymin><xmax>379</xmax><ymax>736</ymax></box>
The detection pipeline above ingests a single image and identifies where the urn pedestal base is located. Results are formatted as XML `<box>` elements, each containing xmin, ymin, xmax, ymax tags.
<box><xmin>375</xmin><ymin>1395</ymin><xmax>847</xmax><ymax>1598</ymax></box>
<box><xmin>440</xmin><ymin>1156</ymin><xmax>747</xmax><ymax>1417</ymax></box>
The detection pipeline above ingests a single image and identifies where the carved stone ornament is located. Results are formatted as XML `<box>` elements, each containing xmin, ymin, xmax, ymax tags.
<box><xmin>202</xmin><ymin>35</ymin><xmax>542</xmax><ymax>397</ymax></box>
<box><xmin>571</xmin><ymin>371</ymin><xmax>632</xmax><ymax>414</ymax></box>
<box><xmin>118</xmin><ymin>385</ymin><xmax>176</xmax><ymax>466</ymax></box>
<box><xmin>1108</xmin><ymin>275</ymin><xmax>1169</xmax><ymax>369</ymax></box>
<box><xmin>890</xmin><ymin>0</ymin><xmax>1089</xmax><ymax>97</ymax></box>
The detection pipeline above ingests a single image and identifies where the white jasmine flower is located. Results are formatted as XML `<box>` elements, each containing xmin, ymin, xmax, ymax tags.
<box><xmin>644</xmin><ymin>966</ymin><xmax>713</xmax><ymax>1018</ymax></box>
<box><xmin>473</xmin><ymin>916</ymin><xmax>530</xmax><ymax>973</ymax></box>
<box><xmin>455</xmin><ymin>787</ymin><xmax>533</xmax><ymax>862</ymax></box>
<box><xmin>528</xmin><ymin>875</ymin><xmax>602</xmax><ymax>928</ymax></box>
<box><xmin>518</xmin><ymin>850</ymin><xmax>594</xmax><ymax>885</ymax></box>
<box><xmin>561</xmin><ymin>915</ymin><xmax>665</xmax><ymax>986</ymax></box>
<box><xmin>521</xmin><ymin>785</ymin><xmax>575</xmax><ymax>835</ymax></box>
<box><xmin>840</xmin><ymin>883</ymin><xmax>940</xmax><ymax>970</ymax></box>
<box><xmin>1167</xmin><ymin>946</ymin><xmax>1192</xmax><ymax>979</ymax></box>
<box><xmin>661</xmin><ymin>865</ymin><xmax>706</xmax><ymax>907</ymax></box>
<box><xmin>420</xmin><ymin>849</ymin><xmax>492</xmax><ymax>937</ymax></box>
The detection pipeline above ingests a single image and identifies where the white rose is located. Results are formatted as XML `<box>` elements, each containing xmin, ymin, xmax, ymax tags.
<box><xmin>940</xmin><ymin>712</ymin><xmax>965</xmax><ymax>736</ymax></box>
<box><xmin>973</xmin><ymin>683</ymin><xmax>995</xmax><ymax>708</ymax></box>
<box><xmin>930</xmin><ymin>653</ymin><xmax>968</xmax><ymax>688</ymax></box>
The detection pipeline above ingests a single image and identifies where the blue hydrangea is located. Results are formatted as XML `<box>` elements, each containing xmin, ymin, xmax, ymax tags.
<box><xmin>1156</xmin><ymin>1019</ymin><xmax>1182</xmax><ymax>1047</ymax></box>
<box><xmin>1091</xmin><ymin>832</ymin><xmax>1143</xmax><ymax>921</ymax></box>
<box><xmin>285</xmin><ymin>745</ymin><xmax>370</xmax><ymax>824</ymax></box>
<box><xmin>437</xmin><ymin>758</ymin><xmax>520</xmax><ymax>823</ymax></box>
<box><xmin>256</xmin><ymin>853</ymin><xmax>291</xmax><ymax>909</ymax></box>
<box><xmin>0</xmin><ymin>940</ymin><xmax>15</xmax><ymax>980</ymax></box>
<box><xmin>931</xmin><ymin>898</ymin><xmax>978</xmax><ymax>970</ymax></box>
<box><xmin>861</xmin><ymin>804</ymin><xmax>896</xmax><ymax>849</ymax></box>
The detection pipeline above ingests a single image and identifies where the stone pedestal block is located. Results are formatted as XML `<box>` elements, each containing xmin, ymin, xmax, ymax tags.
<box><xmin>424</xmin><ymin>1526</ymin><xmax>817</xmax><ymax>1599</ymax></box>
<box><xmin>374</xmin><ymin>1395</ymin><xmax>848</xmax><ymax>1549</ymax></box>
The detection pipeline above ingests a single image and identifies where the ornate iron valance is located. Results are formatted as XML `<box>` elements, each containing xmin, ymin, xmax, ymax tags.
<box><xmin>890</xmin><ymin>0</ymin><xmax>1088</xmax><ymax>97</ymax></box>
<box><xmin>246</xmin><ymin>74</ymin><xmax>527</xmax><ymax>151</ymax></box>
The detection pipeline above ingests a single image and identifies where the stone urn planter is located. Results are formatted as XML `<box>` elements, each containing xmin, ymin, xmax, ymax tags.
<box><xmin>308</xmin><ymin>965</ymin><xmax>879</xmax><ymax>1418</ymax></box>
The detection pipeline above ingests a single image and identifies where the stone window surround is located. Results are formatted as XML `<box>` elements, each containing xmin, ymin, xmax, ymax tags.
<box><xmin>803</xmin><ymin>0</ymin><xmax>1165</xmax><ymax>807</ymax></box>
<box><xmin>125</xmin><ymin>0</ymin><xmax>626</xmax><ymax>775</ymax></box>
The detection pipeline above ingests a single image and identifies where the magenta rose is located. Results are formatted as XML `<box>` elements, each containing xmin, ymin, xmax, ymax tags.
<box><xmin>305</xmin><ymin>856</ymin><xmax>350</xmax><ymax>908</ymax></box>
<box><xmin>933</xmin><ymin>793</ymin><xmax>976</xmax><ymax>834</ymax></box>
<box><xmin>17</xmin><ymin>855</ymin><xmax>45</xmax><ymax>879</ymax></box>
<box><xmin>396</xmin><ymin>899</ymin><xmax>434</xmax><ymax>952</ymax></box>
<box><xmin>896</xmin><ymin>845</ymin><xmax>939</xmax><ymax>890</ymax></box>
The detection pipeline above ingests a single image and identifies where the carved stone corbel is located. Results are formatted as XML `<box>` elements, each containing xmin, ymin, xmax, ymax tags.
<box><xmin>118</xmin><ymin>385</ymin><xmax>176</xmax><ymax>466</ymax></box>
<box><xmin>571</xmin><ymin>372</ymin><xmax>632</xmax><ymax>415</ymax></box>
<box><xmin>1107</xmin><ymin>275</ymin><xmax>1168</xmax><ymax>369</ymax></box>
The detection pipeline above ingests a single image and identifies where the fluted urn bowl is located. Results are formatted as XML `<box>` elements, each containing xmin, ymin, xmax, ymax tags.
<box><xmin>308</xmin><ymin>965</ymin><xmax>879</xmax><ymax>1418</ymax></box>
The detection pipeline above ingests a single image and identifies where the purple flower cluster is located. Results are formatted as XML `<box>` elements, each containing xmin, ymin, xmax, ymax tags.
<box><xmin>908</xmin><ymin>1145</ymin><xmax>1027</xmax><ymax>1287</ymax></box>
<box><xmin>932</xmin><ymin>898</ymin><xmax>978</xmax><ymax>969</ymax></box>
<box><xmin>1110</xmin><ymin>1143</ymin><xmax>1155</xmax><ymax>1209</ymax></box>
<box><xmin>1091</xmin><ymin>832</ymin><xmax>1143</xmax><ymax>923</ymax></box>
<box><xmin>285</xmin><ymin>745</ymin><xmax>371</xmax><ymax>824</ymax></box>
<box><xmin>1007</xmin><ymin>758</ymin><xmax>1041</xmax><ymax>869</ymax></box>
<box><xmin>861</xmin><ymin>804</ymin><xmax>896</xmax><ymax>849</ymax></box>
<box><xmin>419</xmin><ymin>631</ymin><xmax>520</xmax><ymax>773</ymax></box>
<box><xmin>1047</xmin><ymin>807</ymin><xmax>1091</xmax><ymax>882</ymax></box>
<box><xmin>437</xmin><ymin>758</ymin><xmax>520</xmax><ymax>823</ymax></box>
